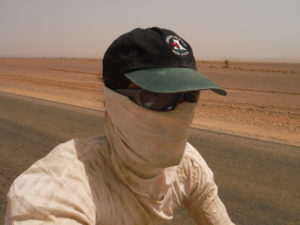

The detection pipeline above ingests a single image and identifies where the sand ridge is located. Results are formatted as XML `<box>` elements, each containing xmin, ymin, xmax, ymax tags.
<box><xmin>0</xmin><ymin>58</ymin><xmax>299</xmax><ymax>146</ymax></box>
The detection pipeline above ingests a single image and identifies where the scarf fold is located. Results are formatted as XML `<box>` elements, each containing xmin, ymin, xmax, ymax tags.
<box><xmin>104</xmin><ymin>87</ymin><xmax>196</xmax><ymax>215</ymax></box>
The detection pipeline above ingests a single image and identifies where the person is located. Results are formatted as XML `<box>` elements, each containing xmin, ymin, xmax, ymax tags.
<box><xmin>5</xmin><ymin>27</ymin><xmax>234</xmax><ymax>225</ymax></box>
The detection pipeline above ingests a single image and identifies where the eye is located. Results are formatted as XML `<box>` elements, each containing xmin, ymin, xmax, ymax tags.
<box><xmin>184</xmin><ymin>91</ymin><xmax>199</xmax><ymax>102</ymax></box>
<box><xmin>140</xmin><ymin>91</ymin><xmax>158</xmax><ymax>108</ymax></box>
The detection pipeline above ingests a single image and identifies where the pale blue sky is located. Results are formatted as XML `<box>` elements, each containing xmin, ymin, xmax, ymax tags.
<box><xmin>0</xmin><ymin>0</ymin><xmax>299</xmax><ymax>61</ymax></box>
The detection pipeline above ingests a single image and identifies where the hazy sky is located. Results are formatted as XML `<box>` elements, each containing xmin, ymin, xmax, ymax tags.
<box><xmin>0</xmin><ymin>0</ymin><xmax>299</xmax><ymax>61</ymax></box>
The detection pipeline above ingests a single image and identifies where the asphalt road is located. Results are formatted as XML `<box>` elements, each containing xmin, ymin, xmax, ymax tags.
<box><xmin>0</xmin><ymin>92</ymin><xmax>299</xmax><ymax>225</ymax></box>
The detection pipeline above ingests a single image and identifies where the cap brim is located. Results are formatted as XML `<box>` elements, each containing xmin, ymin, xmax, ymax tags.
<box><xmin>125</xmin><ymin>67</ymin><xmax>227</xmax><ymax>96</ymax></box>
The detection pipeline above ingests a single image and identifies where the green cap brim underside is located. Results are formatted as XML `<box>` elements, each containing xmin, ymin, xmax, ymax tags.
<box><xmin>125</xmin><ymin>67</ymin><xmax>227</xmax><ymax>96</ymax></box>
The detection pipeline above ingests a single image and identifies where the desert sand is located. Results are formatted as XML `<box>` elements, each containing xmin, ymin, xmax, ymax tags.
<box><xmin>0</xmin><ymin>58</ymin><xmax>299</xmax><ymax>146</ymax></box>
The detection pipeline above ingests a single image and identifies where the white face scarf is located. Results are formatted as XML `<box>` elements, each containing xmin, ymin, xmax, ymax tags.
<box><xmin>104</xmin><ymin>87</ymin><xmax>196</xmax><ymax>203</ymax></box>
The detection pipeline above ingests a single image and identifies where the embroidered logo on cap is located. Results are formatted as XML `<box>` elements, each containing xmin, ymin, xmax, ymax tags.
<box><xmin>166</xmin><ymin>35</ymin><xmax>190</xmax><ymax>56</ymax></box>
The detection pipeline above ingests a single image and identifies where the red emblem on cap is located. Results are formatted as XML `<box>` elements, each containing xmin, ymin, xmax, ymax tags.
<box><xmin>166</xmin><ymin>35</ymin><xmax>189</xmax><ymax>56</ymax></box>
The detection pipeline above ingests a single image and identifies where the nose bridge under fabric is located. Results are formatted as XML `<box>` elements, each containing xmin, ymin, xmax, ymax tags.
<box><xmin>104</xmin><ymin>86</ymin><xmax>197</xmax><ymax>169</ymax></box>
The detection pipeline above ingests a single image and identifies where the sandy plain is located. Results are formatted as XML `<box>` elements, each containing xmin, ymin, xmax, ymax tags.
<box><xmin>0</xmin><ymin>58</ymin><xmax>299</xmax><ymax>146</ymax></box>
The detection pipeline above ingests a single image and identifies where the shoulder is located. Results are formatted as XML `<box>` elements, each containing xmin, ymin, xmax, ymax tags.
<box><xmin>179</xmin><ymin>142</ymin><xmax>213</xmax><ymax>176</ymax></box>
<box><xmin>11</xmin><ymin>135</ymin><xmax>108</xmax><ymax>184</ymax></box>
<box><xmin>175</xmin><ymin>142</ymin><xmax>218</xmax><ymax>208</ymax></box>
<box><xmin>177</xmin><ymin>142</ymin><xmax>215</xmax><ymax>192</ymax></box>
<box><xmin>49</xmin><ymin>135</ymin><xmax>108</xmax><ymax>160</ymax></box>
<box><xmin>6</xmin><ymin>136</ymin><xmax>108</xmax><ymax>223</ymax></box>
<box><xmin>179</xmin><ymin>144</ymin><xmax>234</xmax><ymax>224</ymax></box>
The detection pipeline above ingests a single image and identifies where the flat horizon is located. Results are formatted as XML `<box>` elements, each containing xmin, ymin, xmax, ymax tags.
<box><xmin>1</xmin><ymin>1</ymin><xmax>299</xmax><ymax>62</ymax></box>
<box><xmin>1</xmin><ymin>56</ymin><xmax>300</xmax><ymax>64</ymax></box>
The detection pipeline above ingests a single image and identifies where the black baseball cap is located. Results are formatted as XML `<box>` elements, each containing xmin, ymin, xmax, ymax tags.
<box><xmin>102</xmin><ymin>27</ymin><xmax>227</xmax><ymax>96</ymax></box>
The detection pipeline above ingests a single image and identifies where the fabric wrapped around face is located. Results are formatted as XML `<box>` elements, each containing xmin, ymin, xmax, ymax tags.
<box><xmin>104</xmin><ymin>87</ymin><xmax>197</xmax><ymax>202</ymax></box>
